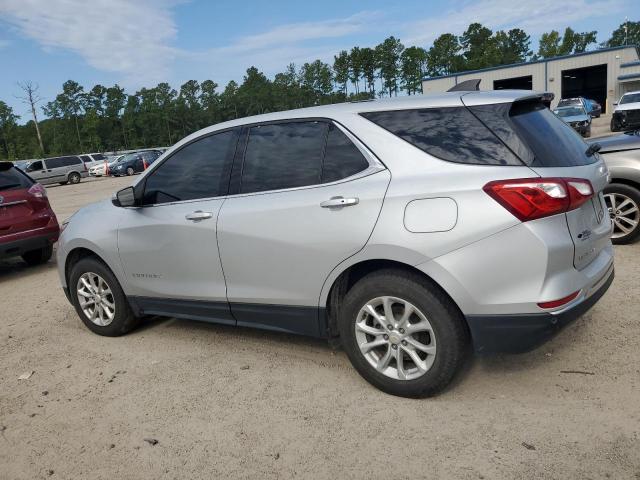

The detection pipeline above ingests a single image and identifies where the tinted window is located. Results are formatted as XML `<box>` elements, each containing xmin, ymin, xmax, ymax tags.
<box><xmin>0</xmin><ymin>165</ymin><xmax>33</xmax><ymax>191</ymax></box>
<box><xmin>91</xmin><ymin>153</ymin><xmax>106</xmax><ymax>161</ymax></box>
<box><xmin>143</xmin><ymin>130</ymin><xmax>237</xmax><ymax>205</ymax></box>
<box><xmin>361</xmin><ymin>108</ymin><xmax>522</xmax><ymax>166</ymax></box>
<box><xmin>471</xmin><ymin>101</ymin><xmax>596</xmax><ymax>167</ymax></box>
<box><xmin>241</xmin><ymin>122</ymin><xmax>327</xmax><ymax>193</ymax></box>
<box><xmin>46</xmin><ymin>156</ymin><xmax>80</xmax><ymax>168</ymax></box>
<box><xmin>322</xmin><ymin>124</ymin><xmax>369</xmax><ymax>183</ymax></box>
<box><xmin>80</xmin><ymin>155</ymin><xmax>92</xmax><ymax>163</ymax></box>
<box><xmin>27</xmin><ymin>161</ymin><xmax>43</xmax><ymax>172</ymax></box>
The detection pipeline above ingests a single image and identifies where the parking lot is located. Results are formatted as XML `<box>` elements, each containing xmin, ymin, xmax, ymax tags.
<box><xmin>1</xmin><ymin>175</ymin><xmax>639</xmax><ymax>479</ymax></box>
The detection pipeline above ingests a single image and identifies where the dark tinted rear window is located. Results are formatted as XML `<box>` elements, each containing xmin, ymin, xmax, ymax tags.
<box><xmin>91</xmin><ymin>153</ymin><xmax>106</xmax><ymax>161</ymax></box>
<box><xmin>0</xmin><ymin>165</ymin><xmax>33</xmax><ymax>191</ymax></box>
<box><xmin>241</xmin><ymin>122</ymin><xmax>327</xmax><ymax>193</ymax></box>
<box><xmin>471</xmin><ymin>101</ymin><xmax>596</xmax><ymax>167</ymax></box>
<box><xmin>322</xmin><ymin>124</ymin><xmax>369</xmax><ymax>183</ymax></box>
<box><xmin>361</xmin><ymin>107</ymin><xmax>522</xmax><ymax>166</ymax></box>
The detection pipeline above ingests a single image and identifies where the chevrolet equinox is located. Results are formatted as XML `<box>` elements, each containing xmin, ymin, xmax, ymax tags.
<box><xmin>57</xmin><ymin>91</ymin><xmax>614</xmax><ymax>397</ymax></box>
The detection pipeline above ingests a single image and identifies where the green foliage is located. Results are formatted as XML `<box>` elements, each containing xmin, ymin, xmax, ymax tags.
<box><xmin>605</xmin><ymin>20</ymin><xmax>640</xmax><ymax>47</ymax></box>
<box><xmin>3</xmin><ymin>20</ymin><xmax>625</xmax><ymax>161</ymax></box>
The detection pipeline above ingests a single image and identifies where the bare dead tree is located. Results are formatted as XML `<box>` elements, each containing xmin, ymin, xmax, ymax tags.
<box><xmin>16</xmin><ymin>81</ymin><xmax>45</xmax><ymax>154</ymax></box>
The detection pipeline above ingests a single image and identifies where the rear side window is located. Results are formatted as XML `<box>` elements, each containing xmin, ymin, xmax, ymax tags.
<box><xmin>361</xmin><ymin>108</ymin><xmax>522</xmax><ymax>166</ymax></box>
<box><xmin>241</xmin><ymin>122</ymin><xmax>327</xmax><ymax>193</ymax></box>
<box><xmin>80</xmin><ymin>155</ymin><xmax>92</xmax><ymax>163</ymax></box>
<box><xmin>0</xmin><ymin>165</ymin><xmax>34</xmax><ymax>191</ymax></box>
<box><xmin>143</xmin><ymin>130</ymin><xmax>238</xmax><ymax>205</ymax></box>
<box><xmin>91</xmin><ymin>153</ymin><xmax>106</xmax><ymax>161</ymax></box>
<box><xmin>46</xmin><ymin>156</ymin><xmax>80</xmax><ymax>168</ymax></box>
<box><xmin>322</xmin><ymin>124</ymin><xmax>369</xmax><ymax>183</ymax></box>
<box><xmin>471</xmin><ymin>101</ymin><xmax>597</xmax><ymax>167</ymax></box>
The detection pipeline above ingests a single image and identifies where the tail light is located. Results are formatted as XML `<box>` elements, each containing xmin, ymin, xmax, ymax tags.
<box><xmin>28</xmin><ymin>183</ymin><xmax>47</xmax><ymax>198</ymax></box>
<box><xmin>483</xmin><ymin>177</ymin><xmax>593</xmax><ymax>222</ymax></box>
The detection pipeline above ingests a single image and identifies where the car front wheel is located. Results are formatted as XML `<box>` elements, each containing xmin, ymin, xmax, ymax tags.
<box><xmin>338</xmin><ymin>269</ymin><xmax>469</xmax><ymax>397</ymax></box>
<box><xmin>604</xmin><ymin>184</ymin><xmax>640</xmax><ymax>244</ymax></box>
<box><xmin>69</xmin><ymin>257</ymin><xmax>140</xmax><ymax>336</ymax></box>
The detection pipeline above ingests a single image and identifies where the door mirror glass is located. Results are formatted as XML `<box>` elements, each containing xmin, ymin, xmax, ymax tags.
<box><xmin>113</xmin><ymin>186</ymin><xmax>137</xmax><ymax>207</ymax></box>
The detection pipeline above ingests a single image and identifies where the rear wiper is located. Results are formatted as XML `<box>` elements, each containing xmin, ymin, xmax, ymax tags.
<box><xmin>585</xmin><ymin>142</ymin><xmax>601</xmax><ymax>157</ymax></box>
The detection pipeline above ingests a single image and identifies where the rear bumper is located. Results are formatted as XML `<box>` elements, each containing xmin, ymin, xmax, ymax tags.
<box><xmin>466</xmin><ymin>265</ymin><xmax>614</xmax><ymax>354</ymax></box>
<box><xmin>0</xmin><ymin>229</ymin><xmax>58</xmax><ymax>260</ymax></box>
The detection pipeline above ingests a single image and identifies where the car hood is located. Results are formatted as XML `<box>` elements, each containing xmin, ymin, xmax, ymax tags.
<box><xmin>559</xmin><ymin>115</ymin><xmax>589</xmax><ymax>123</ymax></box>
<box><xmin>587</xmin><ymin>131</ymin><xmax>640</xmax><ymax>153</ymax></box>
<box><xmin>615</xmin><ymin>102</ymin><xmax>640</xmax><ymax>112</ymax></box>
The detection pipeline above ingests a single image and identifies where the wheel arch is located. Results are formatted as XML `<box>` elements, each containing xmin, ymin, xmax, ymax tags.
<box><xmin>322</xmin><ymin>257</ymin><xmax>465</xmax><ymax>338</ymax></box>
<box><xmin>64</xmin><ymin>247</ymin><xmax>116</xmax><ymax>288</ymax></box>
<box><xmin>608</xmin><ymin>177</ymin><xmax>640</xmax><ymax>192</ymax></box>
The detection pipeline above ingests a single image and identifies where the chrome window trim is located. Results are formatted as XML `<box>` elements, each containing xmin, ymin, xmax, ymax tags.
<box><xmin>138</xmin><ymin>117</ymin><xmax>386</xmax><ymax>208</ymax></box>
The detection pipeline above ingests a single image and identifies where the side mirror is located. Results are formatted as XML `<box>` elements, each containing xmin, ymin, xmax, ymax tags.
<box><xmin>613</xmin><ymin>102</ymin><xmax>618</xmax><ymax>106</ymax></box>
<box><xmin>112</xmin><ymin>186</ymin><xmax>138</xmax><ymax>207</ymax></box>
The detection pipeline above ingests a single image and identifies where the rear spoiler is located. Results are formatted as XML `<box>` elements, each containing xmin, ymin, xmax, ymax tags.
<box><xmin>0</xmin><ymin>161</ymin><xmax>14</xmax><ymax>171</ymax></box>
<box><xmin>447</xmin><ymin>79</ymin><xmax>481</xmax><ymax>92</ymax></box>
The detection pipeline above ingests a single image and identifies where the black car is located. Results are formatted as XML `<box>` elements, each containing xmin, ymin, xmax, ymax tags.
<box><xmin>110</xmin><ymin>150</ymin><xmax>162</xmax><ymax>176</ymax></box>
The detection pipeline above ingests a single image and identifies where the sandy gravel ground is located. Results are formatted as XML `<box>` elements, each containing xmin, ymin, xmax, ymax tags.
<box><xmin>1</xmin><ymin>175</ymin><xmax>639</xmax><ymax>479</ymax></box>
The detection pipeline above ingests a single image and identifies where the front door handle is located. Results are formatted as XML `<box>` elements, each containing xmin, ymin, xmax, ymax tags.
<box><xmin>185</xmin><ymin>211</ymin><xmax>213</xmax><ymax>221</ymax></box>
<box><xmin>320</xmin><ymin>196</ymin><xmax>359</xmax><ymax>208</ymax></box>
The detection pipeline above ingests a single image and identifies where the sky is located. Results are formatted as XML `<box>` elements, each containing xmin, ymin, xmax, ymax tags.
<box><xmin>0</xmin><ymin>0</ymin><xmax>634</xmax><ymax>122</ymax></box>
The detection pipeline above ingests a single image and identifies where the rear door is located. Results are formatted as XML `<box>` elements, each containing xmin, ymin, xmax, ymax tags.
<box><xmin>217</xmin><ymin>120</ymin><xmax>389</xmax><ymax>336</ymax></box>
<box><xmin>0</xmin><ymin>166</ymin><xmax>50</xmax><ymax>238</ymax></box>
<box><xmin>468</xmin><ymin>99</ymin><xmax>611</xmax><ymax>270</ymax></box>
<box><xmin>24</xmin><ymin>160</ymin><xmax>51</xmax><ymax>184</ymax></box>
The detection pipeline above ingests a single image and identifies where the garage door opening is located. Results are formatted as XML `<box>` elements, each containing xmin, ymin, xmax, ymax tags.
<box><xmin>561</xmin><ymin>64</ymin><xmax>607</xmax><ymax>113</ymax></box>
<box><xmin>493</xmin><ymin>75</ymin><xmax>533</xmax><ymax>90</ymax></box>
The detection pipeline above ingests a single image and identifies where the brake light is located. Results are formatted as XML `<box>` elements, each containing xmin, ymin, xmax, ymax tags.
<box><xmin>537</xmin><ymin>290</ymin><xmax>580</xmax><ymax>309</ymax></box>
<box><xmin>483</xmin><ymin>177</ymin><xmax>593</xmax><ymax>222</ymax></box>
<box><xmin>28</xmin><ymin>183</ymin><xmax>47</xmax><ymax>198</ymax></box>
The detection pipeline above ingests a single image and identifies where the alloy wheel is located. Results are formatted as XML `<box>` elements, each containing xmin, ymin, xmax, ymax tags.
<box><xmin>605</xmin><ymin>192</ymin><xmax>640</xmax><ymax>239</ymax></box>
<box><xmin>76</xmin><ymin>272</ymin><xmax>116</xmax><ymax>326</ymax></box>
<box><xmin>354</xmin><ymin>296</ymin><xmax>436</xmax><ymax>381</ymax></box>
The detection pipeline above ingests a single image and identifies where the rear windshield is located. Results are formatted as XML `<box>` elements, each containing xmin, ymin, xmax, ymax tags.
<box><xmin>555</xmin><ymin>107</ymin><xmax>585</xmax><ymax>117</ymax></box>
<box><xmin>0</xmin><ymin>165</ymin><xmax>34</xmax><ymax>191</ymax></box>
<box><xmin>471</xmin><ymin>101</ymin><xmax>597</xmax><ymax>167</ymax></box>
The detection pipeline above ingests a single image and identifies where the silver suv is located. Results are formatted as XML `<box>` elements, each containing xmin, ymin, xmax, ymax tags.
<box><xmin>57</xmin><ymin>91</ymin><xmax>614</xmax><ymax>397</ymax></box>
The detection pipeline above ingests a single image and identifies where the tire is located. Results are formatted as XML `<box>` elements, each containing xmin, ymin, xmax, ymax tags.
<box><xmin>126</xmin><ymin>167</ymin><xmax>134</xmax><ymax>176</ymax></box>
<box><xmin>68</xmin><ymin>172</ymin><xmax>81</xmax><ymax>184</ymax></box>
<box><xmin>21</xmin><ymin>244</ymin><xmax>53</xmax><ymax>266</ymax></box>
<box><xmin>610</xmin><ymin>118</ymin><xmax>619</xmax><ymax>132</ymax></box>
<box><xmin>338</xmin><ymin>269</ymin><xmax>469</xmax><ymax>397</ymax></box>
<box><xmin>604</xmin><ymin>183</ymin><xmax>640</xmax><ymax>245</ymax></box>
<box><xmin>69</xmin><ymin>257</ymin><xmax>140</xmax><ymax>336</ymax></box>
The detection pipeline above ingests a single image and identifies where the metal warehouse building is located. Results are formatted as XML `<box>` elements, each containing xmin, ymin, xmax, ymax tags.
<box><xmin>422</xmin><ymin>45</ymin><xmax>640</xmax><ymax>114</ymax></box>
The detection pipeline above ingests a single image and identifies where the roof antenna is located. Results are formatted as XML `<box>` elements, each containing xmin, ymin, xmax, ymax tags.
<box><xmin>447</xmin><ymin>79</ymin><xmax>481</xmax><ymax>92</ymax></box>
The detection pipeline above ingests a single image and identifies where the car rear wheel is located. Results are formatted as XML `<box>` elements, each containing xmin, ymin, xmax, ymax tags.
<box><xmin>126</xmin><ymin>167</ymin><xmax>134</xmax><ymax>176</ymax></box>
<box><xmin>338</xmin><ymin>269</ymin><xmax>469</xmax><ymax>397</ymax></box>
<box><xmin>68</xmin><ymin>172</ymin><xmax>81</xmax><ymax>184</ymax></box>
<box><xmin>69</xmin><ymin>257</ymin><xmax>139</xmax><ymax>336</ymax></box>
<box><xmin>604</xmin><ymin>184</ymin><xmax>640</xmax><ymax>244</ymax></box>
<box><xmin>21</xmin><ymin>244</ymin><xmax>53</xmax><ymax>266</ymax></box>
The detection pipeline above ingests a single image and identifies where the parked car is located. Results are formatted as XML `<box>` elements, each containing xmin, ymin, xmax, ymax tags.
<box><xmin>109</xmin><ymin>150</ymin><xmax>162</xmax><ymax>176</ymax></box>
<box><xmin>611</xmin><ymin>91</ymin><xmax>640</xmax><ymax>132</ymax></box>
<box><xmin>79</xmin><ymin>153</ymin><xmax>107</xmax><ymax>169</ymax></box>
<box><xmin>58</xmin><ymin>91</ymin><xmax>614</xmax><ymax>397</ymax></box>
<box><xmin>553</xmin><ymin>105</ymin><xmax>592</xmax><ymax>137</ymax></box>
<box><xmin>24</xmin><ymin>155</ymin><xmax>88</xmax><ymax>186</ymax></box>
<box><xmin>0</xmin><ymin>162</ymin><xmax>59</xmax><ymax>265</ymax></box>
<box><xmin>89</xmin><ymin>155</ymin><xmax>124</xmax><ymax>177</ymax></box>
<box><xmin>13</xmin><ymin>160</ymin><xmax>32</xmax><ymax>171</ymax></box>
<box><xmin>587</xmin><ymin>130</ymin><xmax>640</xmax><ymax>244</ymax></box>
<box><xmin>585</xmin><ymin>98</ymin><xmax>602</xmax><ymax>118</ymax></box>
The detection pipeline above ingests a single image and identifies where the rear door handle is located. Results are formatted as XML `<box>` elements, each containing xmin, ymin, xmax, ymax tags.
<box><xmin>320</xmin><ymin>196</ymin><xmax>359</xmax><ymax>208</ymax></box>
<box><xmin>185</xmin><ymin>211</ymin><xmax>213</xmax><ymax>221</ymax></box>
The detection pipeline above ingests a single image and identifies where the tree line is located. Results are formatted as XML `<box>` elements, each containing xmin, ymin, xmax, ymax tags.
<box><xmin>0</xmin><ymin>20</ymin><xmax>637</xmax><ymax>161</ymax></box>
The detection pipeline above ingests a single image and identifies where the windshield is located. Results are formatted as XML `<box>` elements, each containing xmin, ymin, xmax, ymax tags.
<box><xmin>620</xmin><ymin>93</ymin><xmax>640</xmax><ymax>105</ymax></box>
<box><xmin>556</xmin><ymin>107</ymin><xmax>585</xmax><ymax>117</ymax></box>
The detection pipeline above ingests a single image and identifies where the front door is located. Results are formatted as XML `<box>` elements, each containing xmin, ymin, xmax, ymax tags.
<box><xmin>116</xmin><ymin>129</ymin><xmax>239</xmax><ymax>323</ymax></box>
<box><xmin>218</xmin><ymin>121</ymin><xmax>390</xmax><ymax>336</ymax></box>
